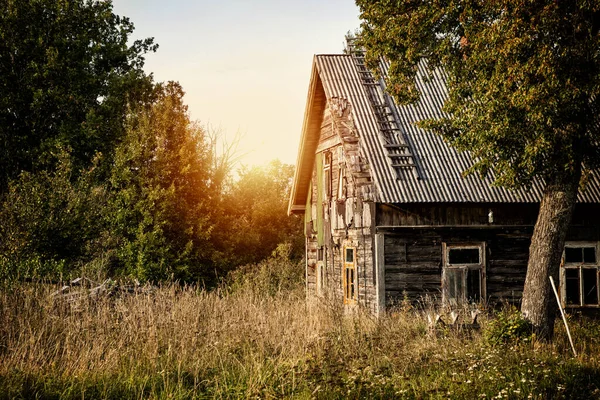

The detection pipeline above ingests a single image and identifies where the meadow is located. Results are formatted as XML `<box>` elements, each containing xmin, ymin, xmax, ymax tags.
<box><xmin>1</xmin><ymin>256</ymin><xmax>600</xmax><ymax>399</ymax></box>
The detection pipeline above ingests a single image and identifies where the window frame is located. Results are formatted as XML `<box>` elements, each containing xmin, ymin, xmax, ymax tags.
<box><xmin>343</xmin><ymin>246</ymin><xmax>358</xmax><ymax>305</ymax></box>
<box><xmin>442</xmin><ymin>243</ymin><xmax>486</xmax><ymax>307</ymax></box>
<box><xmin>561</xmin><ymin>241</ymin><xmax>600</xmax><ymax>308</ymax></box>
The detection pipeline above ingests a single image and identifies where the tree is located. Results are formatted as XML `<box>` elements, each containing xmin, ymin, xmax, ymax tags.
<box><xmin>0</xmin><ymin>0</ymin><xmax>156</xmax><ymax>191</ymax></box>
<box><xmin>0</xmin><ymin>149</ymin><xmax>107</xmax><ymax>281</ymax></box>
<box><xmin>212</xmin><ymin>160</ymin><xmax>304</xmax><ymax>270</ymax></box>
<box><xmin>356</xmin><ymin>1</ymin><xmax>600</xmax><ymax>339</ymax></box>
<box><xmin>108</xmin><ymin>82</ymin><xmax>216</xmax><ymax>283</ymax></box>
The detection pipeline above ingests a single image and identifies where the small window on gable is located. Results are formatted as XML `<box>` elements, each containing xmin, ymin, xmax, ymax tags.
<box><xmin>443</xmin><ymin>243</ymin><xmax>485</xmax><ymax>307</ymax></box>
<box><xmin>323</xmin><ymin>152</ymin><xmax>332</xmax><ymax>200</ymax></box>
<box><xmin>562</xmin><ymin>243</ymin><xmax>600</xmax><ymax>307</ymax></box>
<box><xmin>343</xmin><ymin>247</ymin><xmax>357</xmax><ymax>305</ymax></box>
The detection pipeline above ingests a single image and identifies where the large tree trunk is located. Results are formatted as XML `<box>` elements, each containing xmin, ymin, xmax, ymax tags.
<box><xmin>521</xmin><ymin>167</ymin><xmax>581</xmax><ymax>341</ymax></box>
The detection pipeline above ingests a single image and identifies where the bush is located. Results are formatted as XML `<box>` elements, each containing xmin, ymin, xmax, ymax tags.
<box><xmin>226</xmin><ymin>243</ymin><xmax>304</xmax><ymax>297</ymax></box>
<box><xmin>484</xmin><ymin>306</ymin><xmax>534</xmax><ymax>346</ymax></box>
<box><xmin>0</xmin><ymin>150</ymin><xmax>107</xmax><ymax>281</ymax></box>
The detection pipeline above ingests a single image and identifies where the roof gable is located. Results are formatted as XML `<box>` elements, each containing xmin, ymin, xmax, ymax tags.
<box><xmin>289</xmin><ymin>54</ymin><xmax>600</xmax><ymax>210</ymax></box>
<box><xmin>288</xmin><ymin>57</ymin><xmax>326</xmax><ymax>215</ymax></box>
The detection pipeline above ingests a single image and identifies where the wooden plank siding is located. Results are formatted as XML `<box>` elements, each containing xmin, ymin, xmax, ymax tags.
<box><xmin>304</xmin><ymin>98</ymin><xmax>378</xmax><ymax>313</ymax></box>
<box><xmin>377</xmin><ymin>203</ymin><xmax>600</xmax><ymax>309</ymax></box>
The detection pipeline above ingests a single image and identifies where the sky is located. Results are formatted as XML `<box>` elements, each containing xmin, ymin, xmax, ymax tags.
<box><xmin>110</xmin><ymin>0</ymin><xmax>361</xmax><ymax>167</ymax></box>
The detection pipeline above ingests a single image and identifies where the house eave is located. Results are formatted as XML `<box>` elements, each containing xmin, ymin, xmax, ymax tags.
<box><xmin>287</xmin><ymin>56</ymin><xmax>326</xmax><ymax>216</ymax></box>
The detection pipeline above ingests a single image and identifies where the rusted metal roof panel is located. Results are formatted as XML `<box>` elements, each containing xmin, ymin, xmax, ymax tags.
<box><xmin>314</xmin><ymin>54</ymin><xmax>600</xmax><ymax>203</ymax></box>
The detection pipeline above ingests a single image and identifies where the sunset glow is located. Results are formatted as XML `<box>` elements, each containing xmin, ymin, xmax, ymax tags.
<box><xmin>111</xmin><ymin>0</ymin><xmax>361</xmax><ymax>166</ymax></box>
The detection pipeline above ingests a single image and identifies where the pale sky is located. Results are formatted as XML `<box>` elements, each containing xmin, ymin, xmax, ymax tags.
<box><xmin>110</xmin><ymin>0</ymin><xmax>361</xmax><ymax>167</ymax></box>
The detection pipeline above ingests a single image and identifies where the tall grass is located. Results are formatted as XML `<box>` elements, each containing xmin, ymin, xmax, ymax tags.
<box><xmin>1</xmin><ymin>258</ymin><xmax>600</xmax><ymax>399</ymax></box>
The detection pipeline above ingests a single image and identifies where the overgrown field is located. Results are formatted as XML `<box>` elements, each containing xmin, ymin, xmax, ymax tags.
<box><xmin>1</xmin><ymin>258</ymin><xmax>600</xmax><ymax>399</ymax></box>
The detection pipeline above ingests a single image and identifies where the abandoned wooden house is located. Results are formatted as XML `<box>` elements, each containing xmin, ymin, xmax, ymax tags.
<box><xmin>287</xmin><ymin>47</ymin><xmax>600</xmax><ymax>314</ymax></box>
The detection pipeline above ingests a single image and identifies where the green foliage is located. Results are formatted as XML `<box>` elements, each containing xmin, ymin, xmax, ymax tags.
<box><xmin>0</xmin><ymin>0</ymin><xmax>156</xmax><ymax>191</ymax></box>
<box><xmin>107</xmin><ymin>82</ymin><xmax>216</xmax><ymax>283</ymax></box>
<box><xmin>356</xmin><ymin>1</ymin><xmax>600</xmax><ymax>188</ymax></box>
<box><xmin>484</xmin><ymin>306</ymin><xmax>534</xmax><ymax>346</ymax></box>
<box><xmin>213</xmin><ymin>160</ymin><xmax>304</xmax><ymax>271</ymax></box>
<box><xmin>3</xmin><ymin>283</ymin><xmax>600</xmax><ymax>399</ymax></box>
<box><xmin>0</xmin><ymin>1</ymin><xmax>303</xmax><ymax>285</ymax></box>
<box><xmin>0</xmin><ymin>149</ymin><xmax>107</xmax><ymax>281</ymax></box>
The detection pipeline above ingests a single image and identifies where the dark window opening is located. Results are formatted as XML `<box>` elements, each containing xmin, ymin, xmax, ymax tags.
<box><xmin>585</xmin><ymin>248</ymin><xmax>597</xmax><ymax>263</ymax></box>
<box><xmin>346</xmin><ymin>248</ymin><xmax>354</xmax><ymax>263</ymax></box>
<box><xmin>317</xmin><ymin>248</ymin><xmax>324</xmax><ymax>261</ymax></box>
<box><xmin>565</xmin><ymin>247</ymin><xmax>597</xmax><ymax>264</ymax></box>
<box><xmin>565</xmin><ymin>269</ymin><xmax>580</xmax><ymax>305</ymax></box>
<box><xmin>466</xmin><ymin>270</ymin><xmax>481</xmax><ymax>302</ymax></box>
<box><xmin>448</xmin><ymin>248</ymin><xmax>480</xmax><ymax>265</ymax></box>
<box><xmin>583</xmin><ymin>269</ymin><xmax>598</xmax><ymax>305</ymax></box>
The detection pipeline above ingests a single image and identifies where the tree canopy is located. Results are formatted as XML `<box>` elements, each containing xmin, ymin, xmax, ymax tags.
<box><xmin>357</xmin><ymin>0</ymin><xmax>600</xmax><ymax>188</ymax></box>
<box><xmin>0</xmin><ymin>0</ymin><xmax>303</xmax><ymax>285</ymax></box>
<box><xmin>0</xmin><ymin>0</ymin><xmax>156</xmax><ymax>190</ymax></box>
<box><xmin>356</xmin><ymin>0</ymin><xmax>600</xmax><ymax>339</ymax></box>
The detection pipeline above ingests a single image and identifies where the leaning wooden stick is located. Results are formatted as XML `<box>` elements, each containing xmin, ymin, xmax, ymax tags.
<box><xmin>549</xmin><ymin>276</ymin><xmax>577</xmax><ymax>357</ymax></box>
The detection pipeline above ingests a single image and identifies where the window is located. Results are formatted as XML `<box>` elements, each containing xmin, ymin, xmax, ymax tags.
<box><xmin>316</xmin><ymin>247</ymin><xmax>326</xmax><ymax>296</ymax></box>
<box><xmin>561</xmin><ymin>243</ymin><xmax>600</xmax><ymax>307</ymax></box>
<box><xmin>442</xmin><ymin>243</ymin><xmax>485</xmax><ymax>306</ymax></box>
<box><xmin>343</xmin><ymin>247</ymin><xmax>357</xmax><ymax>304</ymax></box>
<box><xmin>323</xmin><ymin>152</ymin><xmax>332</xmax><ymax>200</ymax></box>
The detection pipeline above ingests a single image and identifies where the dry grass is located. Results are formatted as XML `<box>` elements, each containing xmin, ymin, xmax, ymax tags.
<box><xmin>1</xmin><ymin>263</ymin><xmax>600</xmax><ymax>399</ymax></box>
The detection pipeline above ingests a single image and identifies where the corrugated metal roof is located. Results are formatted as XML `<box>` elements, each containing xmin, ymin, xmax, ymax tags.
<box><xmin>314</xmin><ymin>54</ymin><xmax>600</xmax><ymax>203</ymax></box>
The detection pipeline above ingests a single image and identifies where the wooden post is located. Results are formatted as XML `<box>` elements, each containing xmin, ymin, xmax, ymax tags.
<box><xmin>549</xmin><ymin>276</ymin><xmax>577</xmax><ymax>357</ymax></box>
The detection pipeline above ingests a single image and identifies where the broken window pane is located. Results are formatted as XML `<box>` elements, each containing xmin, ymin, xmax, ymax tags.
<box><xmin>565</xmin><ymin>269</ymin><xmax>580</xmax><ymax>305</ymax></box>
<box><xmin>582</xmin><ymin>269</ymin><xmax>598</xmax><ymax>305</ymax></box>
<box><xmin>448</xmin><ymin>248</ymin><xmax>480</xmax><ymax>265</ymax></box>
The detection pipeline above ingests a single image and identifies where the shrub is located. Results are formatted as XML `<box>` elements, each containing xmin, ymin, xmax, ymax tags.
<box><xmin>484</xmin><ymin>306</ymin><xmax>534</xmax><ymax>346</ymax></box>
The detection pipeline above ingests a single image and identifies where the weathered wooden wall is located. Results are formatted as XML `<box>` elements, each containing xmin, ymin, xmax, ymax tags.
<box><xmin>378</xmin><ymin>203</ymin><xmax>600</xmax><ymax>308</ymax></box>
<box><xmin>304</xmin><ymin>98</ymin><xmax>378</xmax><ymax>313</ymax></box>
<box><xmin>303</xmin><ymin>95</ymin><xmax>600</xmax><ymax>313</ymax></box>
